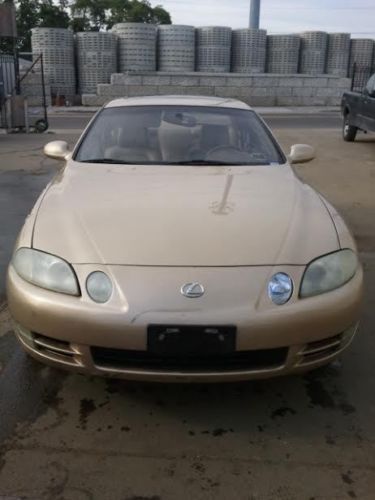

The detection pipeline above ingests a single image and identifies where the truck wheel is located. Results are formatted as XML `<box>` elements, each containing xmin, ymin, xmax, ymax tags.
<box><xmin>343</xmin><ymin>115</ymin><xmax>358</xmax><ymax>142</ymax></box>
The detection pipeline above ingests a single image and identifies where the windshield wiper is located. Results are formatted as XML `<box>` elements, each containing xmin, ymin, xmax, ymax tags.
<box><xmin>164</xmin><ymin>159</ymin><xmax>269</xmax><ymax>166</ymax></box>
<box><xmin>79</xmin><ymin>158</ymin><xmax>134</xmax><ymax>164</ymax></box>
<box><xmin>164</xmin><ymin>160</ymin><xmax>245</xmax><ymax>166</ymax></box>
<box><xmin>79</xmin><ymin>158</ymin><xmax>270</xmax><ymax>166</ymax></box>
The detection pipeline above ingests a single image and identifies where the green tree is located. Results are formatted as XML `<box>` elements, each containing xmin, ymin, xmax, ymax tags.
<box><xmin>151</xmin><ymin>5</ymin><xmax>171</xmax><ymax>24</ymax></box>
<box><xmin>16</xmin><ymin>0</ymin><xmax>40</xmax><ymax>52</ymax></box>
<box><xmin>108</xmin><ymin>0</ymin><xmax>171</xmax><ymax>26</ymax></box>
<box><xmin>69</xmin><ymin>16</ymin><xmax>91</xmax><ymax>33</ymax></box>
<box><xmin>38</xmin><ymin>1</ymin><xmax>70</xmax><ymax>29</ymax></box>
<box><xmin>0</xmin><ymin>0</ymin><xmax>172</xmax><ymax>54</ymax></box>
<box><xmin>70</xmin><ymin>0</ymin><xmax>108</xmax><ymax>32</ymax></box>
<box><xmin>1</xmin><ymin>0</ymin><xmax>70</xmax><ymax>53</ymax></box>
<box><xmin>70</xmin><ymin>0</ymin><xmax>171</xmax><ymax>31</ymax></box>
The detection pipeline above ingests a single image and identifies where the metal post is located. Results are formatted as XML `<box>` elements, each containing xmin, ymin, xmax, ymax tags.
<box><xmin>249</xmin><ymin>0</ymin><xmax>261</xmax><ymax>29</ymax></box>
<box><xmin>5</xmin><ymin>97</ymin><xmax>11</xmax><ymax>132</ymax></box>
<box><xmin>351</xmin><ymin>62</ymin><xmax>356</xmax><ymax>91</ymax></box>
<box><xmin>24</xmin><ymin>97</ymin><xmax>29</xmax><ymax>133</ymax></box>
<box><xmin>40</xmin><ymin>53</ymin><xmax>48</xmax><ymax>123</ymax></box>
<box><xmin>12</xmin><ymin>36</ymin><xmax>20</xmax><ymax>95</ymax></box>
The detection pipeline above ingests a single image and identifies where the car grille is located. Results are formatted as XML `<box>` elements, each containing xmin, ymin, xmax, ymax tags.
<box><xmin>91</xmin><ymin>346</ymin><xmax>288</xmax><ymax>372</ymax></box>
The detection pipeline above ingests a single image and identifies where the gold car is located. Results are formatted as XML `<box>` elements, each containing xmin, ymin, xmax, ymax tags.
<box><xmin>7</xmin><ymin>96</ymin><xmax>363</xmax><ymax>382</ymax></box>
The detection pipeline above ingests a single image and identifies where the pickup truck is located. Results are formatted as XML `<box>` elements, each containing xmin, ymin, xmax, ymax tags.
<box><xmin>341</xmin><ymin>73</ymin><xmax>375</xmax><ymax>141</ymax></box>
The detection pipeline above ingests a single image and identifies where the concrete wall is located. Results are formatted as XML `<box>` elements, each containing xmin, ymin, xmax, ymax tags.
<box><xmin>82</xmin><ymin>72</ymin><xmax>351</xmax><ymax>107</ymax></box>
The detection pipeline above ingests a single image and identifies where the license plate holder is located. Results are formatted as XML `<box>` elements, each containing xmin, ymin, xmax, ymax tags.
<box><xmin>147</xmin><ymin>325</ymin><xmax>236</xmax><ymax>356</ymax></box>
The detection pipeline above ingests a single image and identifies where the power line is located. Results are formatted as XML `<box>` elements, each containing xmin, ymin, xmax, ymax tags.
<box><xmin>269</xmin><ymin>31</ymin><xmax>375</xmax><ymax>35</ymax></box>
<box><xmin>163</xmin><ymin>0</ymin><xmax>375</xmax><ymax>8</ymax></box>
<box><xmin>264</xmin><ymin>6</ymin><xmax>375</xmax><ymax>10</ymax></box>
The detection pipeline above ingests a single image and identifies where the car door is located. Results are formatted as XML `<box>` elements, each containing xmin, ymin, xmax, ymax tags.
<box><xmin>361</xmin><ymin>74</ymin><xmax>375</xmax><ymax>132</ymax></box>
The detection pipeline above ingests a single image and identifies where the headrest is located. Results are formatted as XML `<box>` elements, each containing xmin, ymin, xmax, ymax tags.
<box><xmin>158</xmin><ymin>121</ymin><xmax>194</xmax><ymax>162</ymax></box>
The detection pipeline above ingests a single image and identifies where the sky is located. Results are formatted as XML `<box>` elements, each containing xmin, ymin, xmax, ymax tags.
<box><xmin>150</xmin><ymin>0</ymin><xmax>375</xmax><ymax>37</ymax></box>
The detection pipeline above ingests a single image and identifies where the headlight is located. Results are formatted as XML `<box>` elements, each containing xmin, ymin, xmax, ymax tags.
<box><xmin>86</xmin><ymin>271</ymin><xmax>113</xmax><ymax>303</ymax></box>
<box><xmin>300</xmin><ymin>249</ymin><xmax>358</xmax><ymax>298</ymax></box>
<box><xmin>268</xmin><ymin>273</ymin><xmax>293</xmax><ymax>305</ymax></box>
<box><xmin>12</xmin><ymin>248</ymin><xmax>79</xmax><ymax>296</ymax></box>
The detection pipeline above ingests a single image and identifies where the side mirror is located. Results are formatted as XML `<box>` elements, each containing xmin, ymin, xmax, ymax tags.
<box><xmin>44</xmin><ymin>141</ymin><xmax>70</xmax><ymax>160</ymax></box>
<box><xmin>363</xmin><ymin>86</ymin><xmax>375</xmax><ymax>98</ymax></box>
<box><xmin>289</xmin><ymin>144</ymin><xmax>315</xmax><ymax>164</ymax></box>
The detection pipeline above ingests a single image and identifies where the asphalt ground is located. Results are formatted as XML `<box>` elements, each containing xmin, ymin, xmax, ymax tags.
<box><xmin>47</xmin><ymin>112</ymin><xmax>343</xmax><ymax>133</ymax></box>
<box><xmin>0</xmin><ymin>116</ymin><xmax>374</xmax><ymax>500</ymax></box>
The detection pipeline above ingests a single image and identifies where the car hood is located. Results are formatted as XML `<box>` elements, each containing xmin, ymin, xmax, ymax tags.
<box><xmin>32</xmin><ymin>162</ymin><xmax>339</xmax><ymax>266</ymax></box>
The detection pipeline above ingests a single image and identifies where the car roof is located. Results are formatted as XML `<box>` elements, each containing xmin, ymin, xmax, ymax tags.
<box><xmin>104</xmin><ymin>95</ymin><xmax>252</xmax><ymax>110</ymax></box>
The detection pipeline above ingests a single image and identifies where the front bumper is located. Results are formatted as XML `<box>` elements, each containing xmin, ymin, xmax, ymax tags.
<box><xmin>7</xmin><ymin>264</ymin><xmax>363</xmax><ymax>382</ymax></box>
<box><xmin>14</xmin><ymin>322</ymin><xmax>359</xmax><ymax>382</ymax></box>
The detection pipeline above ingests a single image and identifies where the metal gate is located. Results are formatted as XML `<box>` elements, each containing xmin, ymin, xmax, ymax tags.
<box><xmin>0</xmin><ymin>54</ymin><xmax>16</xmax><ymax>95</ymax></box>
<box><xmin>0</xmin><ymin>51</ymin><xmax>48</xmax><ymax>132</ymax></box>
<box><xmin>0</xmin><ymin>52</ymin><xmax>20</xmax><ymax>128</ymax></box>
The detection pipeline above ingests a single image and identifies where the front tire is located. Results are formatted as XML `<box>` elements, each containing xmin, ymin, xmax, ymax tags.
<box><xmin>343</xmin><ymin>114</ymin><xmax>358</xmax><ymax>142</ymax></box>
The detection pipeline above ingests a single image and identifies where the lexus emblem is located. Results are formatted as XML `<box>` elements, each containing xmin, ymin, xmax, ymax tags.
<box><xmin>181</xmin><ymin>282</ymin><xmax>205</xmax><ymax>298</ymax></box>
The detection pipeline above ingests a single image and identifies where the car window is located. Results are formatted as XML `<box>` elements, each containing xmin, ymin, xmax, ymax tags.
<box><xmin>74</xmin><ymin>105</ymin><xmax>285</xmax><ymax>166</ymax></box>
<box><xmin>365</xmin><ymin>74</ymin><xmax>375</xmax><ymax>96</ymax></box>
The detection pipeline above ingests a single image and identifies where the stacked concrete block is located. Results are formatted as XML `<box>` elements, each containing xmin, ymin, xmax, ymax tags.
<box><xmin>299</xmin><ymin>31</ymin><xmax>328</xmax><ymax>74</ymax></box>
<box><xmin>113</xmin><ymin>23</ymin><xmax>157</xmax><ymax>72</ymax></box>
<box><xmin>157</xmin><ymin>25</ymin><xmax>195</xmax><ymax>72</ymax></box>
<box><xmin>76</xmin><ymin>32</ymin><xmax>117</xmax><ymax>94</ymax></box>
<box><xmin>82</xmin><ymin>72</ymin><xmax>351</xmax><ymax>107</ymax></box>
<box><xmin>266</xmin><ymin>35</ymin><xmax>300</xmax><ymax>74</ymax></box>
<box><xmin>231</xmin><ymin>29</ymin><xmax>267</xmax><ymax>73</ymax></box>
<box><xmin>196</xmin><ymin>27</ymin><xmax>232</xmax><ymax>73</ymax></box>
<box><xmin>325</xmin><ymin>33</ymin><xmax>350</xmax><ymax>77</ymax></box>
<box><xmin>349</xmin><ymin>38</ymin><xmax>374</xmax><ymax>76</ymax></box>
<box><xmin>31</xmin><ymin>27</ymin><xmax>75</xmax><ymax>96</ymax></box>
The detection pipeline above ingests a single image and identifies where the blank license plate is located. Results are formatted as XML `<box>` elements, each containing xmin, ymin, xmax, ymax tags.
<box><xmin>147</xmin><ymin>325</ymin><xmax>236</xmax><ymax>356</ymax></box>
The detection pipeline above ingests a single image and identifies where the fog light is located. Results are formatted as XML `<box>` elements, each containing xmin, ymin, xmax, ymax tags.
<box><xmin>86</xmin><ymin>272</ymin><xmax>112</xmax><ymax>303</ymax></box>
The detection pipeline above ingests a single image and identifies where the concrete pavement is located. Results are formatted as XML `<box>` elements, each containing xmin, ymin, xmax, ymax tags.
<box><xmin>47</xmin><ymin>105</ymin><xmax>341</xmax><ymax>114</ymax></box>
<box><xmin>46</xmin><ymin>110</ymin><xmax>343</xmax><ymax>135</ymax></box>
<box><xmin>0</xmin><ymin>117</ymin><xmax>374</xmax><ymax>499</ymax></box>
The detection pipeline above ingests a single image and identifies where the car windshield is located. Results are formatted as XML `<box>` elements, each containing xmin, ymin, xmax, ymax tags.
<box><xmin>74</xmin><ymin>105</ymin><xmax>285</xmax><ymax>166</ymax></box>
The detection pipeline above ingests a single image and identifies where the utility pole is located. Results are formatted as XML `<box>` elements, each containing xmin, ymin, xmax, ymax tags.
<box><xmin>249</xmin><ymin>0</ymin><xmax>261</xmax><ymax>29</ymax></box>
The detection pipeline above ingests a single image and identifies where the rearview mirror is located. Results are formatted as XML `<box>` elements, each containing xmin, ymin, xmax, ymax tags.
<box><xmin>44</xmin><ymin>141</ymin><xmax>70</xmax><ymax>160</ymax></box>
<box><xmin>289</xmin><ymin>144</ymin><xmax>315</xmax><ymax>164</ymax></box>
<box><xmin>162</xmin><ymin>111</ymin><xmax>197</xmax><ymax>127</ymax></box>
